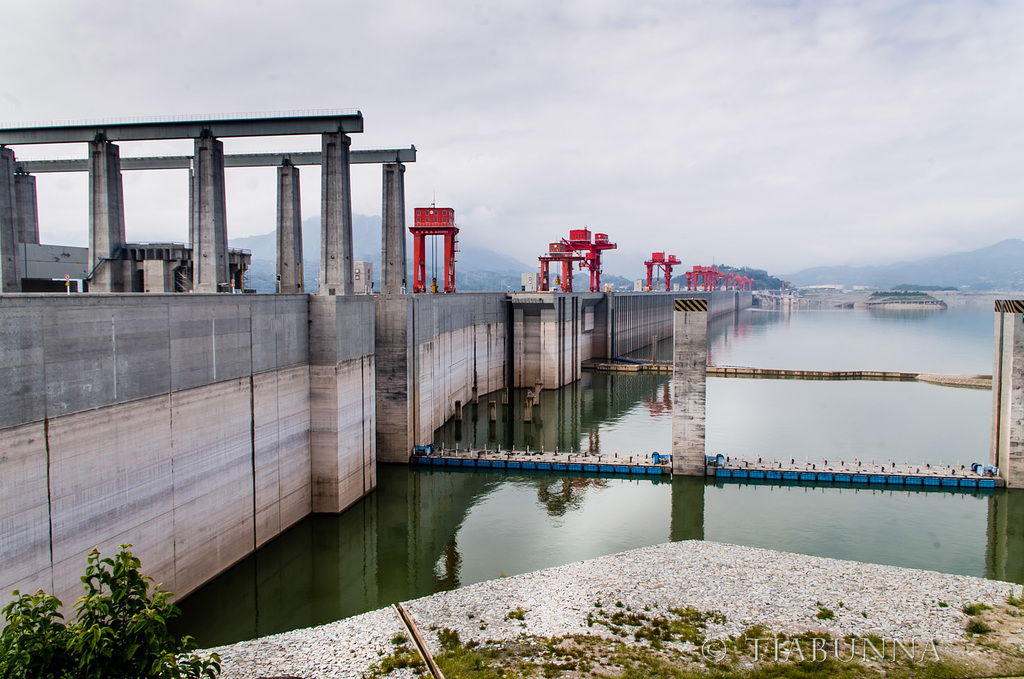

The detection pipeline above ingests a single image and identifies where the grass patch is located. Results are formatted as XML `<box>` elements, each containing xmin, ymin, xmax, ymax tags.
<box><xmin>961</xmin><ymin>602</ymin><xmax>991</xmax><ymax>616</ymax></box>
<box><xmin>966</xmin><ymin>618</ymin><xmax>992</xmax><ymax>635</ymax></box>
<box><xmin>506</xmin><ymin>606</ymin><xmax>527</xmax><ymax>621</ymax></box>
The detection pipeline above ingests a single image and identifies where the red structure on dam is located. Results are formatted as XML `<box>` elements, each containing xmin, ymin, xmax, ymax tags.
<box><xmin>538</xmin><ymin>228</ymin><xmax>617</xmax><ymax>292</ymax></box>
<box><xmin>411</xmin><ymin>205</ymin><xmax>458</xmax><ymax>293</ymax></box>
<box><xmin>644</xmin><ymin>252</ymin><xmax>681</xmax><ymax>291</ymax></box>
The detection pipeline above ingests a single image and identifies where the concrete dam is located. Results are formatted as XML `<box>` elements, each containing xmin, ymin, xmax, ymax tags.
<box><xmin>0</xmin><ymin>287</ymin><xmax>749</xmax><ymax>609</ymax></box>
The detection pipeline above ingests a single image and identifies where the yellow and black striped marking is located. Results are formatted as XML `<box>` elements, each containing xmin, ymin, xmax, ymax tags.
<box><xmin>995</xmin><ymin>300</ymin><xmax>1024</xmax><ymax>313</ymax></box>
<box><xmin>674</xmin><ymin>298</ymin><xmax>708</xmax><ymax>313</ymax></box>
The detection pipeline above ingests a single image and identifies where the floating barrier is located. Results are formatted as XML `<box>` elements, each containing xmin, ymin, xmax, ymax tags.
<box><xmin>710</xmin><ymin>464</ymin><xmax>1002</xmax><ymax>493</ymax></box>
<box><xmin>412</xmin><ymin>449</ymin><xmax>1002</xmax><ymax>492</ymax></box>
<box><xmin>411</xmin><ymin>448</ymin><xmax>672</xmax><ymax>479</ymax></box>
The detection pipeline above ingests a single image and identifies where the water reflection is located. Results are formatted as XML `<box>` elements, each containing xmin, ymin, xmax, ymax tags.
<box><xmin>175</xmin><ymin>307</ymin><xmax>1019</xmax><ymax>649</ymax></box>
<box><xmin>434</xmin><ymin>374</ymin><xmax>674</xmax><ymax>458</ymax></box>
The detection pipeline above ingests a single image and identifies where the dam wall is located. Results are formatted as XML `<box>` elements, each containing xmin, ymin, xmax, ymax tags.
<box><xmin>605</xmin><ymin>290</ymin><xmax>749</xmax><ymax>358</ymax></box>
<box><xmin>0</xmin><ymin>293</ymin><xmax>374</xmax><ymax>608</ymax></box>
<box><xmin>375</xmin><ymin>293</ymin><xmax>508</xmax><ymax>463</ymax></box>
<box><xmin>509</xmin><ymin>292</ymin><xmax>605</xmax><ymax>390</ymax></box>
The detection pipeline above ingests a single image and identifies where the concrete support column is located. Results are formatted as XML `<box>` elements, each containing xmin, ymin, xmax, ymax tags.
<box><xmin>276</xmin><ymin>161</ymin><xmax>303</xmax><ymax>293</ymax></box>
<box><xmin>190</xmin><ymin>134</ymin><xmax>229</xmax><ymax>293</ymax></box>
<box><xmin>0</xmin><ymin>147</ymin><xmax>19</xmax><ymax>292</ymax></box>
<box><xmin>320</xmin><ymin>132</ymin><xmax>354</xmax><ymax>296</ymax></box>
<box><xmin>381</xmin><ymin>162</ymin><xmax>407</xmax><ymax>294</ymax></box>
<box><xmin>991</xmin><ymin>302</ymin><xmax>1024</xmax><ymax>487</ymax></box>
<box><xmin>88</xmin><ymin>138</ymin><xmax>128</xmax><ymax>292</ymax></box>
<box><xmin>0</xmin><ymin>147</ymin><xmax>19</xmax><ymax>293</ymax></box>
<box><xmin>14</xmin><ymin>173</ymin><xmax>39</xmax><ymax>245</ymax></box>
<box><xmin>671</xmin><ymin>298</ymin><xmax>709</xmax><ymax>475</ymax></box>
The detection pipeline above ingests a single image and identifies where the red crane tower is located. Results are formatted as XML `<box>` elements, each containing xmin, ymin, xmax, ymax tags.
<box><xmin>538</xmin><ymin>241</ymin><xmax>583</xmax><ymax>292</ymax></box>
<box><xmin>644</xmin><ymin>252</ymin><xmax>682</xmax><ymax>291</ymax></box>
<box><xmin>686</xmin><ymin>265</ymin><xmax>728</xmax><ymax>291</ymax></box>
<box><xmin>562</xmin><ymin>228</ymin><xmax>617</xmax><ymax>292</ymax></box>
<box><xmin>410</xmin><ymin>205</ymin><xmax>458</xmax><ymax>293</ymax></box>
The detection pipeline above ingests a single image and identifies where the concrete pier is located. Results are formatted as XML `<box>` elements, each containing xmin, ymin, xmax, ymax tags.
<box><xmin>992</xmin><ymin>300</ymin><xmax>1024</xmax><ymax>488</ymax></box>
<box><xmin>276</xmin><ymin>161</ymin><xmax>303</xmax><ymax>293</ymax></box>
<box><xmin>14</xmin><ymin>172</ymin><xmax>39</xmax><ymax>245</ymax></box>
<box><xmin>0</xmin><ymin>147</ymin><xmax>18</xmax><ymax>292</ymax></box>
<box><xmin>190</xmin><ymin>134</ymin><xmax>230</xmax><ymax>292</ymax></box>
<box><xmin>671</xmin><ymin>298</ymin><xmax>709</xmax><ymax>475</ymax></box>
<box><xmin>320</xmin><ymin>132</ymin><xmax>354</xmax><ymax>296</ymax></box>
<box><xmin>309</xmin><ymin>296</ymin><xmax>376</xmax><ymax>512</ymax></box>
<box><xmin>88</xmin><ymin>139</ymin><xmax>128</xmax><ymax>292</ymax></box>
<box><xmin>380</xmin><ymin>162</ymin><xmax>407</xmax><ymax>294</ymax></box>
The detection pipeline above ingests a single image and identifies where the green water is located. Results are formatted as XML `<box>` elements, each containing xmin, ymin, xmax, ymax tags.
<box><xmin>176</xmin><ymin>306</ymin><xmax>1024</xmax><ymax>648</ymax></box>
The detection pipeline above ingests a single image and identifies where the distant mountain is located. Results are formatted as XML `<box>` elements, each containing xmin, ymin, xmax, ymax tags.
<box><xmin>231</xmin><ymin>214</ymin><xmax>535</xmax><ymax>292</ymax></box>
<box><xmin>785</xmin><ymin>239</ymin><xmax>1024</xmax><ymax>291</ymax></box>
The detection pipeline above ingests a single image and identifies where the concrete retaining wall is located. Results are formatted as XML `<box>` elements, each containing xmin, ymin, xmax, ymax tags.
<box><xmin>375</xmin><ymin>293</ymin><xmax>508</xmax><ymax>463</ymax></box>
<box><xmin>509</xmin><ymin>292</ymin><xmax>604</xmax><ymax>390</ymax></box>
<box><xmin>606</xmin><ymin>291</ymin><xmax>750</xmax><ymax>358</ymax></box>
<box><xmin>0</xmin><ymin>293</ymin><xmax>374</xmax><ymax>608</ymax></box>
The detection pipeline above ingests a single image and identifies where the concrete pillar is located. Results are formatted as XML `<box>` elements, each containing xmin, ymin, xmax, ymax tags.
<box><xmin>190</xmin><ymin>134</ymin><xmax>229</xmax><ymax>293</ymax></box>
<box><xmin>88</xmin><ymin>138</ymin><xmax>128</xmax><ymax>292</ymax></box>
<box><xmin>142</xmin><ymin>260</ymin><xmax>174</xmax><ymax>293</ymax></box>
<box><xmin>671</xmin><ymin>298</ymin><xmax>709</xmax><ymax>475</ymax></box>
<box><xmin>309</xmin><ymin>295</ymin><xmax>377</xmax><ymax>512</ymax></box>
<box><xmin>276</xmin><ymin>161</ymin><xmax>303</xmax><ymax>293</ymax></box>
<box><xmin>375</xmin><ymin>294</ymin><xmax>414</xmax><ymax>462</ymax></box>
<box><xmin>14</xmin><ymin>173</ymin><xmax>39</xmax><ymax>244</ymax></box>
<box><xmin>991</xmin><ymin>301</ymin><xmax>1024</xmax><ymax>487</ymax></box>
<box><xmin>0</xmin><ymin>147</ymin><xmax>19</xmax><ymax>292</ymax></box>
<box><xmin>319</xmin><ymin>132</ymin><xmax>354</xmax><ymax>296</ymax></box>
<box><xmin>380</xmin><ymin>162</ymin><xmax>407</xmax><ymax>294</ymax></box>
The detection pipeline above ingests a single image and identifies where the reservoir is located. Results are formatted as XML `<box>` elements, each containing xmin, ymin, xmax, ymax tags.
<box><xmin>176</xmin><ymin>303</ymin><xmax>1022</xmax><ymax>648</ymax></box>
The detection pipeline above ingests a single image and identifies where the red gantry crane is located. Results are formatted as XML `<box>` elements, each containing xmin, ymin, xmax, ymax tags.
<box><xmin>538</xmin><ymin>228</ymin><xmax>617</xmax><ymax>292</ymax></box>
<box><xmin>563</xmin><ymin>228</ymin><xmax>617</xmax><ymax>292</ymax></box>
<box><xmin>538</xmin><ymin>241</ymin><xmax>583</xmax><ymax>292</ymax></box>
<box><xmin>644</xmin><ymin>252</ymin><xmax>682</xmax><ymax>291</ymax></box>
<box><xmin>410</xmin><ymin>204</ymin><xmax>458</xmax><ymax>293</ymax></box>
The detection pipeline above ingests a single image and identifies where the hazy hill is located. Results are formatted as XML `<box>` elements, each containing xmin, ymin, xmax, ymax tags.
<box><xmin>785</xmin><ymin>239</ymin><xmax>1024</xmax><ymax>291</ymax></box>
<box><xmin>231</xmin><ymin>214</ymin><xmax>536</xmax><ymax>292</ymax></box>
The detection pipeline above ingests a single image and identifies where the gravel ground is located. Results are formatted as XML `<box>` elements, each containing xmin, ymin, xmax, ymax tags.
<box><xmin>206</xmin><ymin>540</ymin><xmax>1022</xmax><ymax>678</ymax></box>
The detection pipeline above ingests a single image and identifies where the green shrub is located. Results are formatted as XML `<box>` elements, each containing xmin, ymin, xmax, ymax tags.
<box><xmin>962</xmin><ymin>602</ymin><xmax>991</xmax><ymax>616</ymax></box>
<box><xmin>0</xmin><ymin>545</ymin><xmax>219</xmax><ymax>679</ymax></box>
<box><xmin>966</xmin><ymin>618</ymin><xmax>992</xmax><ymax>635</ymax></box>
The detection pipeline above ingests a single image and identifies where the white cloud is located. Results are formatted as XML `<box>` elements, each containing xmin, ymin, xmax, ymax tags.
<box><xmin>2</xmin><ymin>0</ymin><xmax>1022</xmax><ymax>275</ymax></box>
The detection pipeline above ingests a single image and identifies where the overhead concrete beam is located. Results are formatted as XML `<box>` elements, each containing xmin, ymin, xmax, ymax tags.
<box><xmin>13</xmin><ymin>147</ymin><xmax>416</xmax><ymax>173</ymax></box>
<box><xmin>0</xmin><ymin>112</ymin><xmax>363</xmax><ymax>145</ymax></box>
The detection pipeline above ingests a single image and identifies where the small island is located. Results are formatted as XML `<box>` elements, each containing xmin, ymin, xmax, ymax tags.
<box><xmin>865</xmin><ymin>290</ymin><xmax>948</xmax><ymax>310</ymax></box>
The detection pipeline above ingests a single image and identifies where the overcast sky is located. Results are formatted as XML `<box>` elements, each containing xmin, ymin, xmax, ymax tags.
<box><xmin>2</xmin><ymin>0</ymin><xmax>1022</xmax><ymax>277</ymax></box>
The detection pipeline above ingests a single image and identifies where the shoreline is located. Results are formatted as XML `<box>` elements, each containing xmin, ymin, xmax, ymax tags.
<box><xmin>206</xmin><ymin>541</ymin><xmax>1023</xmax><ymax>678</ymax></box>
